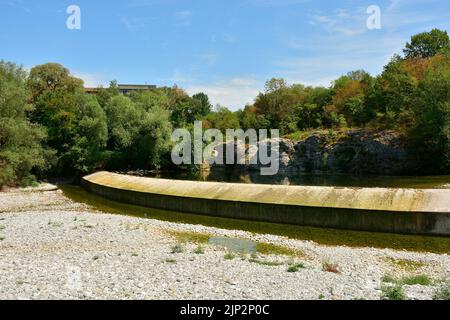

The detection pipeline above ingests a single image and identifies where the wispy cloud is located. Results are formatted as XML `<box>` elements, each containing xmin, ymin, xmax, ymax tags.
<box><xmin>174</xmin><ymin>10</ymin><xmax>192</xmax><ymax>27</ymax></box>
<box><xmin>241</xmin><ymin>0</ymin><xmax>310</xmax><ymax>7</ymax></box>
<box><xmin>3</xmin><ymin>0</ymin><xmax>31</xmax><ymax>13</ymax></box>
<box><xmin>384</xmin><ymin>0</ymin><xmax>441</xmax><ymax>30</ymax></box>
<box><xmin>196</xmin><ymin>53</ymin><xmax>220</xmax><ymax>66</ymax></box>
<box><xmin>121</xmin><ymin>16</ymin><xmax>157</xmax><ymax>33</ymax></box>
<box><xmin>309</xmin><ymin>8</ymin><xmax>367</xmax><ymax>37</ymax></box>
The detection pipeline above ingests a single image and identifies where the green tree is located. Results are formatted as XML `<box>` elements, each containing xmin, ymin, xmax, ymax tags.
<box><xmin>28</xmin><ymin>63</ymin><xmax>107</xmax><ymax>174</ymax></box>
<box><xmin>0</xmin><ymin>61</ymin><xmax>51</xmax><ymax>187</ymax></box>
<box><xmin>192</xmin><ymin>92</ymin><xmax>212</xmax><ymax>117</ymax></box>
<box><xmin>409</xmin><ymin>65</ymin><xmax>450</xmax><ymax>173</ymax></box>
<box><xmin>104</xmin><ymin>95</ymin><xmax>142</xmax><ymax>150</ymax></box>
<box><xmin>27</xmin><ymin>63</ymin><xmax>84</xmax><ymax>101</ymax></box>
<box><xmin>404</xmin><ymin>29</ymin><xmax>450</xmax><ymax>59</ymax></box>
<box><xmin>205</xmin><ymin>106</ymin><xmax>240</xmax><ymax>132</ymax></box>
<box><xmin>64</xmin><ymin>93</ymin><xmax>108</xmax><ymax>173</ymax></box>
<box><xmin>104</xmin><ymin>95</ymin><xmax>173</xmax><ymax>170</ymax></box>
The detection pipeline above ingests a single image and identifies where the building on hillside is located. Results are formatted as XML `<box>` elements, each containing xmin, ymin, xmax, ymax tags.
<box><xmin>85</xmin><ymin>84</ymin><xmax>157</xmax><ymax>95</ymax></box>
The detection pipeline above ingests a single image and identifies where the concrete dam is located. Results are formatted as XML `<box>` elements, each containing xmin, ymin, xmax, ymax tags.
<box><xmin>81</xmin><ymin>171</ymin><xmax>450</xmax><ymax>237</ymax></box>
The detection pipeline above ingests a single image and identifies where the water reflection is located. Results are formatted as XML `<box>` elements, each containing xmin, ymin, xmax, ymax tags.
<box><xmin>147</xmin><ymin>167</ymin><xmax>450</xmax><ymax>189</ymax></box>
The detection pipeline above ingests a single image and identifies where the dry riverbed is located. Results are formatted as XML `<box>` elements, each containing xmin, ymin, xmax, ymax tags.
<box><xmin>0</xmin><ymin>185</ymin><xmax>449</xmax><ymax>300</ymax></box>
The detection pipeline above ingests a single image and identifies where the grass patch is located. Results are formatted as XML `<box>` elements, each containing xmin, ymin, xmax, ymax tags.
<box><xmin>382</xmin><ymin>274</ymin><xmax>432</xmax><ymax>286</ymax></box>
<box><xmin>48</xmin><ymin>221</ymin><xmax>63</xmax><ymax>228</ymax></box>
<box><xmin>433</xmin><ymin>283</ymin><xmax>450</xmax><ymax>300</ymax></box>
<box><xmin>287</xmin><ymin>263</ymin><xmax>305</xmax><ymax>273</ymax></box>
<box><xmin>322</xmin><ymin>260</ymin><xmax>341</xmax><ymax>274</ymax></box>
<box><xmin>224</xmin><ymin>253</ymin><xmax>235</xmax><ymax>260</ymax></box>
<box><xmin>167</xmin><ymin>230</ymin><xmax>210</xmax><ymax>244</ymax></box>
<box><xmin>401</xmin><ymin>275</ymin><xmax>432</xmax><ymax>286</ymax></box>
<box><xmin>171</xmin><ymin>244</ymin><xmax>184</xmax><ymax>254</ymax></box>
<box><xmin>193</xmin><ymin>246</ymin><xmax>205</xmax><ymax>254</ymax></box>
<box><xmin>381</xmin><ymin>284</ymin><xmax>408</xmax><ymax>300</ymax></box>
<box><xmin>384</xmin><ymin>257</ymin><xmax>426</xmax><ymax>272</ymax></box>
<box><xmin>256</xmin><ymin>242</ymin><xmax>305</xmax><ymax>258</ymax></box>
<box><xmin>0</xmin><ymin>237</ymin><xmax>4</xmax><ymax>241</ymax></box>
<box><xmin>131</xmin><ymin>253</ymin><xmax>139</xmax><ymax>257</ymax></box>
<box><xmin>381</xmin><ymin>274</ymin><xmax>397</xmax><ymax>284</ymax></box>
<box><xmin>165</xmin><ymin>259</ymin><xmax>177</xmax><ymax>264</ymax></box>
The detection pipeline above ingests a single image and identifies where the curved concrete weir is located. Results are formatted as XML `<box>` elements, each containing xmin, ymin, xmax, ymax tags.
<box><xmin>81</xmin><ymin>171</ymin><xmax>450</xmax><ymax>237</ymax></box>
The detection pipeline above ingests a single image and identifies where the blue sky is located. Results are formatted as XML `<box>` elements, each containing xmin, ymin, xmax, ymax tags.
<box><xmin>1</xmin><ymin>0</ymin><xmax>449</xmax><ymax>109</ymax></box>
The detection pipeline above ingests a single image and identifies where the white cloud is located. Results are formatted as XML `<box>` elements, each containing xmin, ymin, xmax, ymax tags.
<box><xmin>73</xmin><ymin>71</ymin><xmax>110</xmax><ymax>88</ymax></box>
<box><xmin>185</xmin><ymin>77</ymin><xmax>263</xmax><ymax>110</ymax></box>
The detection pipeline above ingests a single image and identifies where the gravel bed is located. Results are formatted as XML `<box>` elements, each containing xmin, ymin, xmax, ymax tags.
<box><xmin>0</xmin><ymin>186</ymin><xmax>449</xmax><ymax>300</ymax></box>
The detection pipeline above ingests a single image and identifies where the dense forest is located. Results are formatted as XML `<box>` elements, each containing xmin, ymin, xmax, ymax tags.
<box><xmin>1</xmin><ymin>29</ymin><xmax>449</xmax><ymax>187</ymax></box>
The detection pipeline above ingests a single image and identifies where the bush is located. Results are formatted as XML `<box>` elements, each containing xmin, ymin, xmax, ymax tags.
<box><xmin>381</xmin><ymin>284</ymin><xmax>408</xmax><ymax>300</ymax></box>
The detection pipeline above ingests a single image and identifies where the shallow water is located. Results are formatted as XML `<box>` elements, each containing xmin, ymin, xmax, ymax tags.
<box><xmin>145</xmin><ymin>168</ymin><xmax>450</xmax><ymax>189</ymax></box>
<box><xmin>61</xmin><ymin>185</ymin><xmax>450</xmax><ymax>254</ymax></box>
<box><xmin>208</xmin><ymin>237</ymin><xmax>257</xmax><ymax>254</ymax></box>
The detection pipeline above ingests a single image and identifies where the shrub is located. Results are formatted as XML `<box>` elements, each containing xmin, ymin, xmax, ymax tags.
<box><xmin>322</xmin><ymin>260</ymin><xmax>341</xmax><ymax>274</ymax></box>
<box><xmin>287</xmin><ymin>263</ymin><xmax>305</xmax><ymax>273</ymax></box>
<box><xmin>433</xmin><ymin>283</ymin><xmax>450</xmax><ymax>300</ymax></box>
<box><xmin>171</xmin><ymin>244</ymin><xmax>184</xmax><ymax>254</ymax></box>
<box><xmin>381</xmin><ymin>284</ymin><xmax>408</xmax><ymax>300</ymax></box>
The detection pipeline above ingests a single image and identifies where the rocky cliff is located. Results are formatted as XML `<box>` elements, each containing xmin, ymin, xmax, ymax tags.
<box><xmin>214</xmin><ymin>130</ymin><xmax>409</xmax><ymax>175</ymax></box>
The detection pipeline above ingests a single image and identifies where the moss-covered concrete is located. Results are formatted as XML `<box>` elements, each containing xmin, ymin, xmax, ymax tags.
<box><xmin>81</xmin><ymin>171</ymin><xmax>450</xmax><ymax>237</ymax></box>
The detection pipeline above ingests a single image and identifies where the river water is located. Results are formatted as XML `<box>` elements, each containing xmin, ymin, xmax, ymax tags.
<box><xmin>145</xmin><ymin>168</ymin><xmax>450</xmax><ymax>189</ymax></box>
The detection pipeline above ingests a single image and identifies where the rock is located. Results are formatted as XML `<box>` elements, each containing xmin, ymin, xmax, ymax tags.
<box><xmin>212</xmin><ymin>129</ymin><xmax>408</xmax><ymax>176</ymax></box>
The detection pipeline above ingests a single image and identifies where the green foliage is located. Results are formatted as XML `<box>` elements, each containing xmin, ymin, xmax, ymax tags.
<box><xmin>27</xmin><ymin>63</ymin><xmax>84</xmax><ymax>101</ymax></box>
<box><xmin>381</xmin><ymin>284</ymin><xmax>408</xmax><ymax>300</ymax></box>
<box><xmin>103</xmin><ymin>92</ymin><xmax>173</xmax><ymax>170</ymax></box>
<box><xmin>205</xmin><ymin>106</ymin><xmax>240</xmax><ymax>132</ymax></box>
<box><xmin>224</xmin><ymin>252</ymin><xmax>236</xmax><ymax>260</ymax></box>
<box><xmin>0</xmin><ymin>61</ymin><xmax>51</xmax><ymax>187</ymax></box>
<box><xmin>64</xmin><ymin>93</ymin><xmax>108</xmax><ymax>173</ymax></box>
<box><xmin>409</xmin><ymin>62</ymin><xmax>450</xmax><ymax>173</ymax></box>
<box><xmin>404</xmin><ymin>29</ymin><xmax>450</xmax><ymax>59</ymax></box>
<box><xmin>193</xmin><ymin>246</ymin><xmax>205</xmax><ymax>254</ymax></box>
<box><xmin>433</xmin><ymin>283</ymin><xmax>450</xmax><ymax>300</ymax></box>
<box><xmin>287</xmin><ymin>263</ymin><xmax>305</xmax><ymax>272</ymax></box>
<box><xmin>28</xmin><ymin>63</ymin><xmax>107</xmax><ymax>174</ymax></box>
<box><xmin>171</xmin><ymin>244</ymin><xmax>184</xmax><ymax>254</ymax></box>
<box><xmin>401</xmin><ymin>275</ymin><xmax>432</xmax><ymax>286</ymax></box>
<box><xmin>104</xmin><ymin>95</ymin><xmax>141</xmax><ymax>150</ymax></box>
<box><xmin>382</xmin><ymin>274</ymin><xmax>432</xmax><ymax>286</ymax></box>
<box><xmin>192</xmin><ymin>92</ymin><xmax>212</xmax><ymax>116</ymax></box>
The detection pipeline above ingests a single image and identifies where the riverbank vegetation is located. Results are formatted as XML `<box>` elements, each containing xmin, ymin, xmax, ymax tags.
<box><xmin>1</xmin><ymin>29</ymin><xmax>449</xmax><ymax>187</ymax></box>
